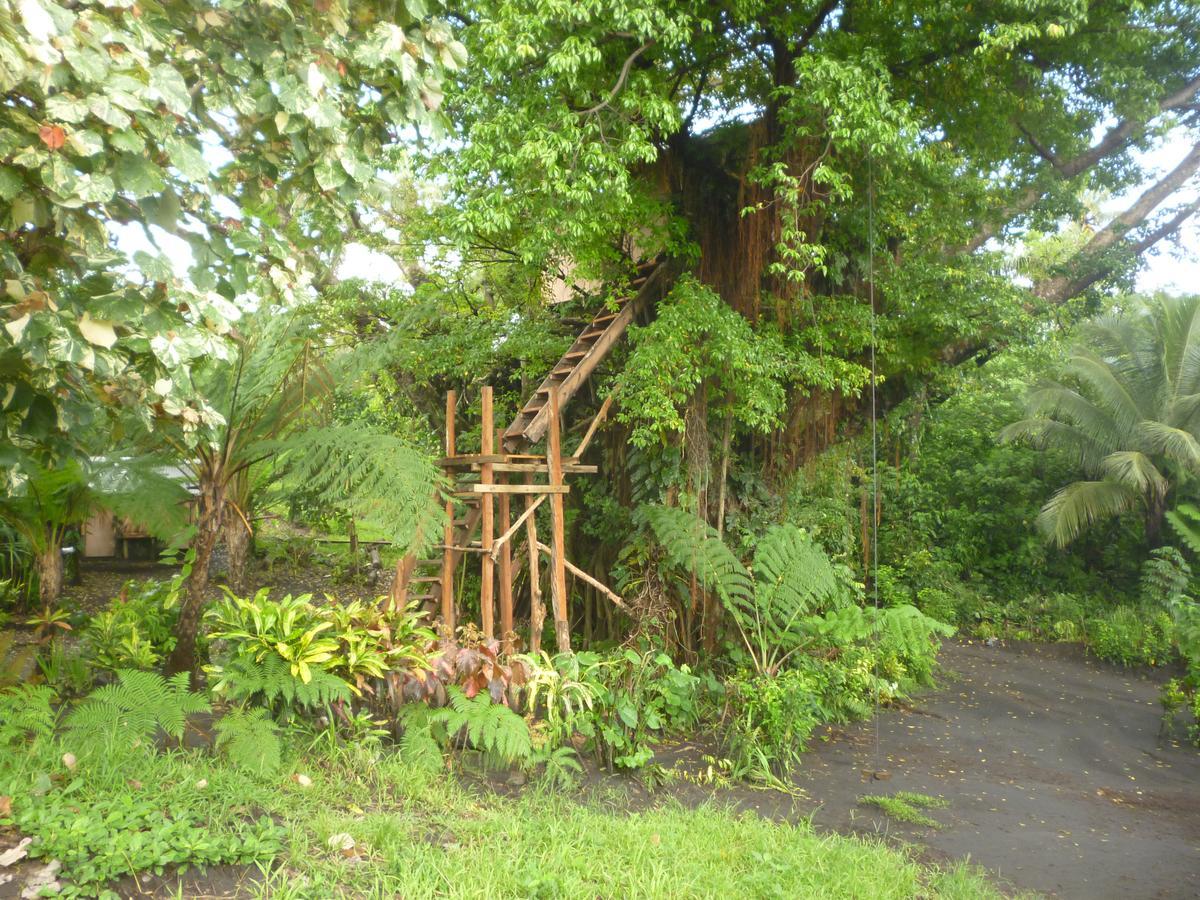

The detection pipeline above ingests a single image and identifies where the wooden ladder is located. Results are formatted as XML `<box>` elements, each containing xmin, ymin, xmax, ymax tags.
<box><xmin>502</xmin><ymin>258</ymin><xmax>667</xmax><ymax>452</ymax></box>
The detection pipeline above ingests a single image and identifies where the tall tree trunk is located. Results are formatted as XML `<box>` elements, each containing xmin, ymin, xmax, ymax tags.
<box><xmin>1146</xmin><ymin>493</ymin><xmax>1168</xmax><ymax>548</ymax></box>
<box><xmin>166</xmin><ymin>477</ymin><xmax>224</xmax><ymax>681</ymax></box>
<box><xmin>34</xmin><ymin>534</ymin><xmax>63</xmax><ymax>605</ymax></box>
<box><xmin>223</xmin><ymin>506</ymin><xmax>251</xmax><ymax>594</ymax></box>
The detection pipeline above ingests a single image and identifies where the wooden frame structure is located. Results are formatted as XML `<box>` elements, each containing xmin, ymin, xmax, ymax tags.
<box><xmin>391</xmin><ymin>257</ymin><xmax>676</xmax><ymax>652</ymax></box>
<box><xmin>395</xmin><ymin>384</ymin><xmax>610</xmax><ymax>653</ymax></box>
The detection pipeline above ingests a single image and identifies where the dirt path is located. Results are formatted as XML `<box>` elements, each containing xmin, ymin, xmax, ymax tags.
<box><xmin>786</xmin><ymin>639</ymin><xmax>1200</xmax><ymax>899</ymax></box>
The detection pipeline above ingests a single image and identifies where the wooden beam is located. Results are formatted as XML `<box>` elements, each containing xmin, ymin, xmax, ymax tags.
<box><xmin>480</xmin><ymin>386</ymin><xmax>495</xmax><ymax>640</ymax></box>
<box><xmin>536</xmin><ymin>541</ymin><xmax>631</xmax><ymax>614</ymax></box>
<box><xmin>525</xmin><ymin>472</ymin><xmax>544</xmax><ymax>655</ymax></box>
<box><xmin>470</xmin><ymin>462</ymin><xmax>598</xmax><ymax>475</ymax></box>
<box><xmin>491</xmin><ymin>493</ymin><xmax>546</xmax><ymax>561</ymax></box>
<box><xmin>438</xmin><ymin>454</ymin><xmax>508</xmax><ymax>467</ymax></box>
<box><xmin>547</xmin><ymin>386</ymin><xmax>570</xmax><ymax>652</ymax></box>
<box><xmin>571</xmin><ymin>393</ymin><xmax>614</xmax><ymax>459</ymax></box>
<box><xmin>497</xmin><ymin>430</ymin><xmax>514</xmax><ymax>654</ymax></box>
<box><xmin>456</xmin><ymin>483</ymin><xmax>570</xmax><ymax>495</ymax></box>
<box><xmin>440</xmin><ymin>390</ymin><xmax>457</xmax><ymax>640</ymax></box>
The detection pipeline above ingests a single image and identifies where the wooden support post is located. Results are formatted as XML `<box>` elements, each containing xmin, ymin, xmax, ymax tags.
<box><xmin>547</xmin><ymin>386</ymin><xmax>571</xmax><ymax>652</ymax></box>
<box><xmin>480</xmin><ymin>386</ymin><xmax>495</xmax><ymax>640</ymax></box>
<box><xmin>496</xmin><ymin>428</ymin><xmax>514</xmax><ymax>654</ymax></box>
<box><xmin>441</xmin><ymin>391</ymin><xmax>457</xmax><ymax>641</ymax></box>
<box><xmin>525</xmin><ymin>472</ymin><xmax>544</xmax><ymax>655</ymax></box>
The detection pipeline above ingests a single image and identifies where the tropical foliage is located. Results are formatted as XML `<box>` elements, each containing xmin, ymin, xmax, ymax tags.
<box><xmin>1003</xmin><ymin>295</ymin><xmax>1200</xmax><ymax>546</ymax></box>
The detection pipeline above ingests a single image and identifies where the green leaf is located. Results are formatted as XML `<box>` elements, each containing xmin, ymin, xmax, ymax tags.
<box><xmin>150</xmin><ymin>64</ymin><xmax>192</xmax><ymax>116</ymax></box>
<box><xmin>116</xmin><ymin>154</ymin><xmax>166</xmax><ymax>198</ymax></box>
<box><xmin>68</xmin><ymin>129</ymin><xmax>104</xmax><ymax>157</ymax></box>
<box><xmin>88</xmin><ymin>95</ymin><xmax>131</xmax><ymax>129</ymax></box>
<box><xmin>164</xmin><ymin>136</ymin><xmax>208</xmax><ymax>181</ymax></box>
<box><xmin>109</xmin><ymin>130</ymin><xmax>145</xmax><ymax>153</ymax></box>
<box><xmin>616</xmin><ymin>699</ymin><xmax>638</xmax><ymax>728</ymax></box>
<box><xmin>0</xmin><ymin>167</ymin><xmax>22</xmax><ymax>201</ymax></box>
<box><xmin>45</xmin><ymin>94</ymin><xmax>89</xmax><ymax>123</ymax></box>
<box><xmin>314</xmin><ymin>157</ymin><xmax>346</xmax><ymax>191</ymax></box>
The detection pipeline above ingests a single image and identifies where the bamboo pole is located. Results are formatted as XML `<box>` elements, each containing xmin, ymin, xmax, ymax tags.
<box><xmin>547</xmin><ymin>386</ymin><xmax>570</xmax><ymax>652</ymax></box>
<box><xmin>496</xmin><ymin>428</ymin><xmax>514</xmax><ymax>654</ymax></box>
<box><xmin>480</xmin><ymin>386</ymin><xmax>495</xmax><ymax>640</ymax></box>
<box><xmin>440</xmin><ymin>390</ymin><xmax>457</xmax><ymax>640</ymax></box>
<box><xmin>525</xmin><ymin>472</ymin><xmax>544</xmax><ymax>654</ymax></box>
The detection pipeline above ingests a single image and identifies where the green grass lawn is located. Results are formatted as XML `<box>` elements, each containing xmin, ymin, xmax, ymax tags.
<box><xmin>1</xmin><ymin>738</ymin><xmax>1007</xmax><ymax>898</ymax></box>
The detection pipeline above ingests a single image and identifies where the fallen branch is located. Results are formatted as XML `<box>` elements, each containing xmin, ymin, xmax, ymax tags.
<box><xmin>490</xmin><ymin>493</ymin><xmax>546</xmax><ymax>561</ymax></box>
<box><xmin>536</xmin><ymin>541</ymin><xmax>632</xmax><ymax>613</ymax></box>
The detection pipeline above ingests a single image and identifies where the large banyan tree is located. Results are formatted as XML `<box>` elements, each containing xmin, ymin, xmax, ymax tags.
<box><xmin>409</xmin><ymin>1</ymin><xmax>1200</xmax><ymax>650</ymax></box>
<box><xmin>433</xmin><ymin>0</ymin><xmax>1199</xmax><ymax>455</ymax></box>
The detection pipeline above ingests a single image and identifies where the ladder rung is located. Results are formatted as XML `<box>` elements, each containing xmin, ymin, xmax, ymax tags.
<box><xmin>551</xmin><ymin>365</ymin><xmax>574</xmax><ymax>375</ymax></box>
<box><xmin>592</xmin><ymin>312</ymin><xmax>617</xmax><ymax>323</ymax></box>
<box><xmin>562</xmin><ymin>350</ymin><xmax>587</xmax><ymax>359</ymax></box>
<box><xmin>580</xmin><ymin>328</ymin><xmax>606</xmax><ymax>340</ymax></box>
<box><xmin>410</xmin><ymin>575</ymin><xmax>441</xmax><ymax>583</ymax></box>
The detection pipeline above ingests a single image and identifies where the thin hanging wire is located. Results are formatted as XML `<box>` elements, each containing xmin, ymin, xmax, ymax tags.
<box><xmin>868</xmin><ymin>155</ymin><xmax>883</xmax><ymax>777</ymax></box>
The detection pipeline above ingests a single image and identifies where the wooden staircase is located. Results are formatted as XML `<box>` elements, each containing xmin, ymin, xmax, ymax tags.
<box><xmin>502</xmin><ymin>257</ymin><xmax>668</xmax><ymax>452</ymax></box>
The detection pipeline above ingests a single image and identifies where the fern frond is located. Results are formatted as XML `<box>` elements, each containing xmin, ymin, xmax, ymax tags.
<box><xmin>639</xmin><ymin>505</ymin><xmax>753</xmax><ymax>605</ymax></box>
<box><xmin>752</xmin><ymin>524</ymin><xmax>842</xmax><ymax>639</ymax></box>
<box><xmin>0</xmin><ymin>684</ymin><xmax>57</xmax><ymax>746</ymax></box>
<box><xmin>1167</xmin><ymin>503</ymin><xmax>1200</xmax><ymax>557</ymax></box>
<box><xmin>431</xmin><ymin>687</ymin><xmax>532</xmax><ymax>766</ymax></box>
<box><xmin>214</xmin><ymin>707</ymin><xmax>282</xmax><ymax>775</ymax></box>
<box><xmin>66</xmin><ymin>669</ymin><xmax>211</xmax><ymax>751</ymax></box>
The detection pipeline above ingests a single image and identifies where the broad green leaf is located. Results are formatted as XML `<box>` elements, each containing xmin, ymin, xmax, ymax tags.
<box><xmin>45</xmin><ymin>94</ymin><xmax>88</xmax><ymax>123</ymax></box>
<box><xmin>68</xmin><ymin>129</ymin><xmax>104</xmax><ymax>157</ymax></box>
<box><xmin>115</xmin><ymin>154</ymin><xmax>166</xmax><ymax>198</ymax></box>
<box><xmin>150</xmin><ymin>64</ymin><xmax>192</xmax><ymax>116</ymax></box>
<box><xmin>77</xmin><ymin>312</ymin><xmax>118</xmax><ymax>349</ymax></box>
<box><xmin>0</xmin><ymin>167</ymin><xmax>22</xmax><ymax>201</ymax></box>
<box><xmin>164</xmin><ymin>136</ymin><xmax>208</xmax><ymax>181</ymax></box>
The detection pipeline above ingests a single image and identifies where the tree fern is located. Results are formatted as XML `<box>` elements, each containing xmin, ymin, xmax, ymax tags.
<box><xmin>872</xmin><ymin>605</ymin><xmax>956</xmax><ymax>662</ymax></box>
<box><xmin>1140</xmin><ymin>546</ymin><xmax>1191</xmax><ymax>607</ymax></box>
<box><xmin>0</xmin><ymin>684</ymin><xmax>56</xmax><ymax>747</ymax></box>
<box><xmin>396</xmin><ymin>706</ymin><xmax>446</xmax><ymax>773</ymax></box>
<box><xmin>264</xmin><ymin>425</ymin><xmax>446</xmax><ymax>557</ymax></box>
<box><xmin>1167</xmin><ymin>503</ymin><xmax>1200</xmax><ymax>556</ymax></box>
<box><xmin>639</xmin><ymin>505</ymin><xmax>753</xmax><ymax>605</ymax></box>
<box><xmin>66</xmin><ymin>670</ymin><xmax>210</xmax><ymax>751</ymax></box>
<box><xmin>430</xmin><ymin>687</ymin><xmax>532</xmax><ymax>766</ymax></box>
<box><xmin>214</xmin><ymin>707</ymin><xmax>283</xmax><ymax>775</ymax></box>
<box><xmin>750</xmin><ymin>523</ymin><xmax>844</xmax><ymax>645</ymax></box>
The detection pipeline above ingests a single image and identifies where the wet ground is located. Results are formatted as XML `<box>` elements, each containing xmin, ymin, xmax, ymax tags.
<box><xmin>638</xmin><ymin>639</ymin><xmax>1200</xmax><ymax>899</ymax></box>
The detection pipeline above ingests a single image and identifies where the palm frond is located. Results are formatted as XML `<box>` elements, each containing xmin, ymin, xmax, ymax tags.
<box><xmin>1136</xmin><ymin>420</ymin><xmax>1200</xmax><ymax>467</ymax></box>
<box><xmin>1036</xmin><ymin>480</ymin><xmax>1141</xmax><ymax>547</ymax></box>
<box><xmin>1023</xmin><ymin>383</ymin><xmax>1123</xmax><ymax>452</ymax></box>
<box><xmin>1098</xmin><ymin>451</ymin><xmax>1168</xmax><ymax>498</ymax></box>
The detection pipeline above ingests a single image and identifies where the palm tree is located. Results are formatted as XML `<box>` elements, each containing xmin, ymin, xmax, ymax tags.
<box><xmin>1001</xmin><ymin>293</ymin><xmax>1200</xmax><ymax>546</ymax></box>
<box><xmin>0</xmin><ymin>454</ymin><xmax>189</xmax><ymax>604</ymax></box>
<box><xmin>138</xmin><ymin>313</ymin><xmax>444</xmax><ymax>678</ymax></box>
